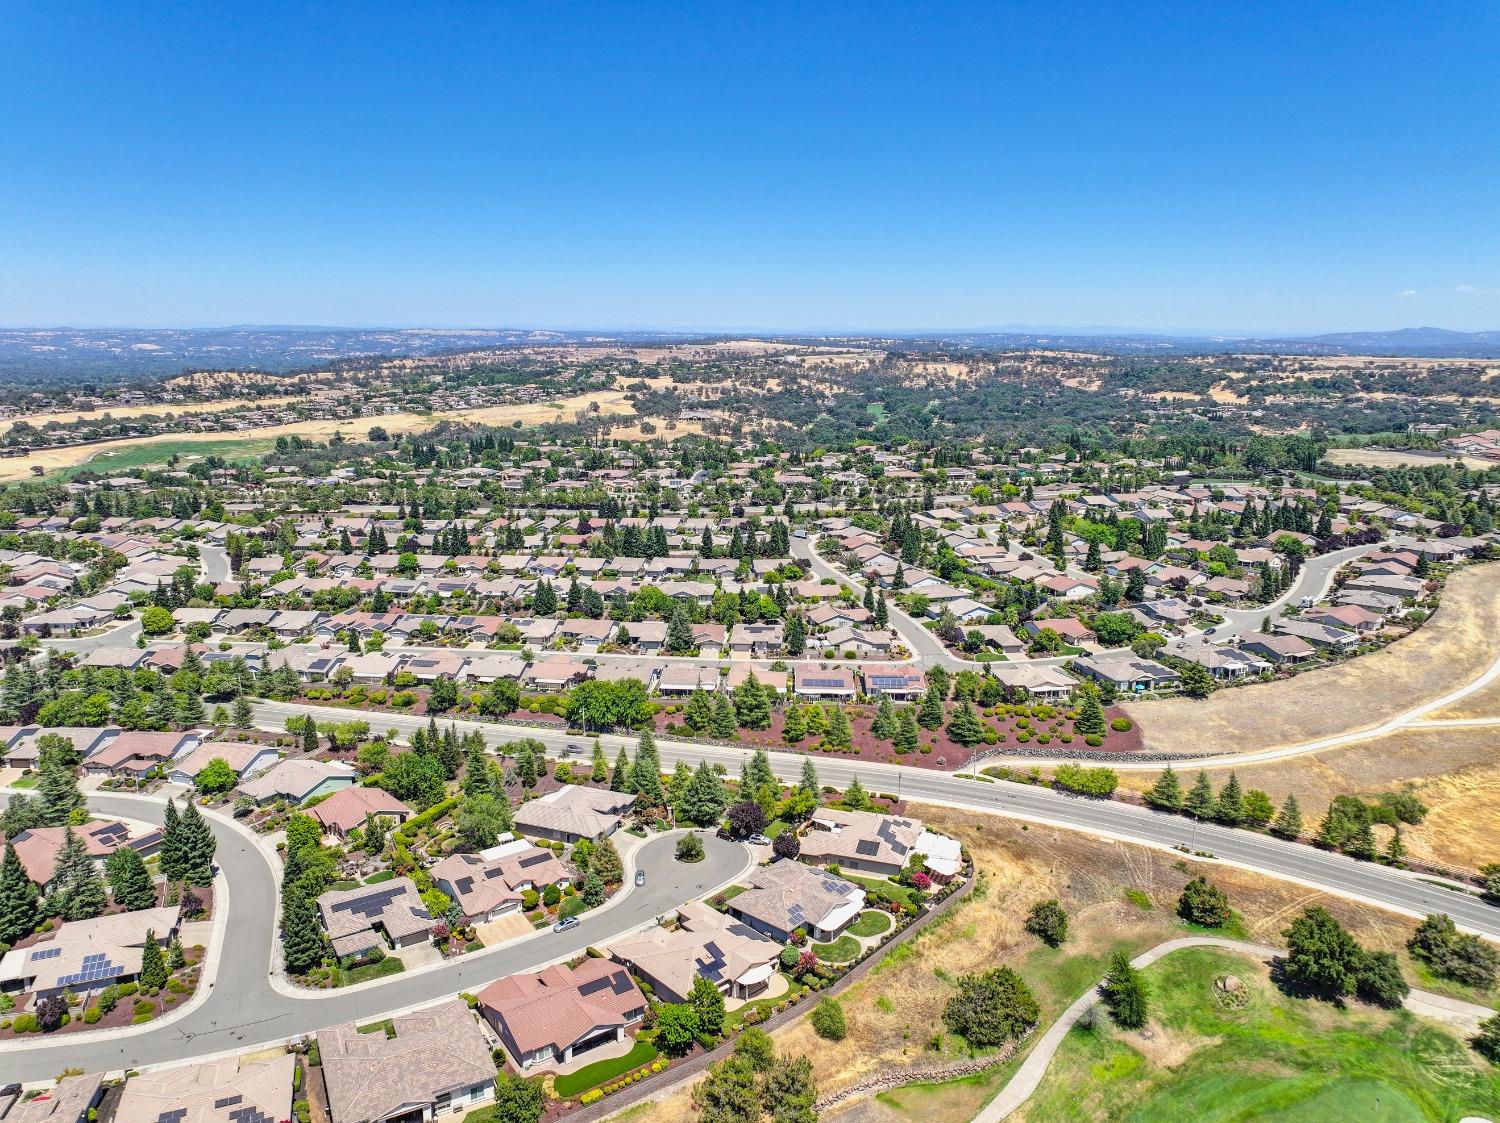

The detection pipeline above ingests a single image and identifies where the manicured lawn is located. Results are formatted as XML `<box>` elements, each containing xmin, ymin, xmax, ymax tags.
<box><xmin>813</xmin><ymin>935</ymin><xmax>861</xmax><ymax>963</ymax></box>
<box><xmin>362</xmin><ymin>870</ymin><xmax>396</xmax><ymax>885</ymax></box>
<box><xmin>725</xmin><ymin>974</ymin><xmax>806</xmax><ymax>1029</ymax></box>
<box><xmin>709</xmin><ymin>884</ymin><xmax>751</xmax><ymax>907</ymax></box>
<box><xmin>53</xmin><ymin>436</ymin><xmax>278</xmax><ymax>480</ymax></box>
<box><xmin>336</xmin><ymin>957</ymin><xmax>406</xmax><ymax>987</ymax></box>
<box><xmin>838</xmin><ymin>871</ymin><xmax>919</xmax><ymax>909</ymax></box>
<box><xmin>8</xmin><ymin>775</ymin><xmax>37</xmax><ymax>789</ymax></box>
<box><xmin>848</xmin><ymin>910</ymin><xmax>893</xmax><ymax>938</ymax></box>
<box><xmin>1024</xmin><ymin>947</ymin><xmax>1500</xmax><ymax>1121</ymax></box>
<box><xmin>765</xmin><ymin>819</ymin><xmax>792</xmax><ymax>839</ymax></box>
<box><xmin>356</xmin><ymin>1017</ymin><xmax>394</xmax><ymax>1036</ymax></box>
<box><xmin>552</xmin><ymin>1040</ymin><xmax>659</xmax><ymax>1097</ymax></box>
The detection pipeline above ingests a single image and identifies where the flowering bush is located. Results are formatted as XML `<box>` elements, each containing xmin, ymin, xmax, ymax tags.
<box><xmin>912</xmin><ymin>872</ymin><xmax>932</xmax><ymax>891</ymax></box>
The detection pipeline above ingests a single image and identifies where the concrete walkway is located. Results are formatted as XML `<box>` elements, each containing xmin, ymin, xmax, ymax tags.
<box><xmin>974</xmin><ymin>935</ymin><xmax>1496</xmax><ymax>1123</ymax></box>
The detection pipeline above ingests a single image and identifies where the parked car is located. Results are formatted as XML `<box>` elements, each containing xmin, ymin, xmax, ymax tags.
<box><xmin>635</xmin><ymin>870</ymin><xmax>646</xmax><ymax>886</ymax></box>
<box><xmin>749</xmin><ymin>833</ymin><xmax>771</xmax><ymax>846</ymax></box>
<box><xmin>553</xmin><ymin>915</ymin><xmax>581</xmax><ymax>933</ymax></box>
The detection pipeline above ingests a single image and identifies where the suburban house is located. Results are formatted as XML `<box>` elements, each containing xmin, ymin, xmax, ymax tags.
<box><xmin>991</xmin><ymin>663</ymin><xmax>1077</xmax><ymax>702</ymax></box>
<box><xmin>477</xmin><ymin>959</ymin><xmax>647</xmax><ymax>1070</ymax></box>
<box><xmin>0</xmin><ymin>1073</ymin><xmax>105</xmax><ymax>1123</ymax></box>
<box><xmin>6</xmin><ymin>820</ymin><xmax>158</xmax><ymax>890</ymax></box>
<box><xmin>1071</xmin><ymin>652</ymin><xmax>1180</xmax><ymax>693</ymax></box>
<box><xmin>0</xmin><ymin>726</ymin><xmax>115</xmax><ymax>771</ymax></box>
<box><xmin>512</xmin><ymin>785</ymin><xmax>637</xmax><ymax>844</ymax></box>
<box><xmin>1240</xmin><ymin>633</ymin><xmax>1316</xmax><ymax>665</ymax></box>
<box><xmin>1274</xmin><ymin>618</ymin><xmax>1361</xmax><ymax>652</ymax></box>
<box><xmin>0</xmin><ymin>906</ymin><xmax>181</xmax><ymax>1006</ymax></box>
<box><xmin>318</xmin><ymin>1000</ymin><xmax>497</xmax><ymax>1123</ymax></box>
<box><xmin>727</xmin><ymin>860</ymin><xmax>865</xmax><ymax>942</ymax></box>
<box><xmin>859</xmin><ymin>664</ymin><xmax>926</xmax><ymax>700</ymax></box>
<box><xmin>310</xmin><ymin>786</ymin><xmax>414</xmax><ymax>840</ymax></box>
<box><xmin>238</xmin><ymin>758</ymin><xmax>357</xmax><ymax>805</ymax></box>
<box><xmin>607</xmin><ymin>901</ymin><xmax>779</xmax><ymax>1004</ymax></box>
<box><xmin>431</xmin><ymin>839</ymin><xmax>571</xmax><ymax>923</ymax></box>
<box><xmin>797</xmin><ymin>808</ymin><xmax>923</xmax><ymax>877</ymax></box>
<box><xmin>167</xmin><ymin>739</ymin><xmax>281</xmax><ymax>787</ymax></box>
<box><xmin>112</xmin><ymin>1055</ymin><xmax>294</xmax><ymax>1123</ymax></box>
<box><xmin>81</xmin><ymin>730</ymin><xmax>199</xmax><ymax>779</ymax></box>
<box><xmin>316</xmin><ymin>877</ymin><xmax>432</xmax><ymax>958</ymax></box>
<box><xmin>728</xmin><ymin>623</ymin><xmax>784</xmax><ymax>657</ymax></box>
<box><xmin>792</xmin><ymin>666</ymin><xmax>858</xmax><ymax>700</ymax></box>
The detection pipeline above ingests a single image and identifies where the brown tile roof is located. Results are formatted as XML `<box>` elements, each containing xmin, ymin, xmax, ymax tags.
<box><xmin>477</xmin><ymin>959</ymin><xmax>644</xmax><ymax>1057</ymax></box>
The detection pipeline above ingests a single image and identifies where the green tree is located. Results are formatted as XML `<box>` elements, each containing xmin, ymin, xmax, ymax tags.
<box><xmin>1024</xmin><ymin>899</ymin><xmax>1068</xmax><ymax>946</ymax></box>
<box><xmin>1144</xmin><ymin>766</ymin><xmax>1183</xmax><ymax>811</ymax></box>
<box><xmin>105</xmin><ymin>845</ymin><xmax>156</xmax><ymax>911</ymax></box>
<box><xmin>734</xmin><ymin>673</ymin><xmax>772</xmax><ymax>730</ymax></box>
<box><xmin>825</xmin><ymin>705</ymin><xmax>852</xmax><ymax>748</ymax></box>
<box><xmin>1184</xmin><ymin>771</ymin><xmax>1215</xmax><ymax>819</ymax></box>
<box><xmin>232</xmin><ymin>694</ymin><xmax>254</xmax><ymax>728</ymax></box>
<box><xmin>1355</xmin><ymin>950</ymin><xmax>1409</xmax><ymax>1008</ymax></box>
<box><xmin>871</xmin><ymin>696</ymin><xmax>896</xmax><ymax>740</ymax></box>
<box><xmin>630</xmin><ymin>730</ymin><xmax>668</xmax><ymax>807</ymax></box>
<box><xmin>894</xmin><ymin>706</ymin><xmax>921</xmax><ymax>754</ymax></box>
<box><xmin>1271</xmin><ymin>793</ymin><xmax>1303</xmax><ymax>839</ymax></box>
<box><xmin>690</xmin><ymin>972</ymin><xmax>727</xmax><ymax>1037</ymax></box>
<box><xmin>194</xmin><ymin>757</ymin><xmax>238</xmax><ymax>795</ymax></box>
<box><xmin>1242</xmin><ymin>788</ymin><xmax>1275</xmax><ymax>829</ymax></box>
<box><xmin>781</xmin><ymin>703</ymin><xmax>806</xmax><ymax>744</ymax></box>
<box><xmin>680</xmin><ymin>760</ymin><xmax>729</xmax><ymax>827</ymax></box>
<box><xmin>917</xmin><ymin>685</ymin><xmax>945</xmax><ymax>730</ymax></box>
<box><xmin>711</xmin><ymin>693</ymin><xmax>739</xmax><ymax>738</ymax></box>
<box><xmin>810</xmin><ymin>996</ymin><xmax>847</xmax><ymax>1041</ymax></box>
<box><xmin>490</xmin><ymin>1073</ymin><xmax>544</xmax><ymax>1123</ymax></box>
<box><xmin>762</xmin><ymin>1054</ymin><xmax>818</xmax><ymax>1123</ymax></box>
<box><xmin>280</xmin><ymin>893</ymin><xmax>326</xmax><ymax>974</ymax></box>
<box><xmin>455</xmin><ymin>792</ymin><xmax>512</xmax><ymax>851</ymax></box>
<box><xmin>1282</xmin><ymin>906</ymin><xmax>1363</xmax><ymax>996</ymax></box>
<box><xmin>55</xmin><ymin>827</ymin><xmax>108</xmax><ymax>920</ymax></box>
<box><xmin>580</xmin><ymin>870</ymin><xmax>605</xmax><ymax>908</ymax></box>
<box><xmin>667</xmin><ymin>605</ymin><xmax>695</xmax><ymax>655</ymax></box>
<box><xmin>1472</xmin><ymin>1013</ymin><xmax>1500</xmax><ymax>1063</ymax></box>
<box><xmin>655</xmin><ymin>1002</ymin><xmax>701</xmax><ymax>1056</ymax></box>
<box><xmin>685</xmin><ymin>689</ymin><xmax>715</xmax><ymax>732</ymax></box>
<box><xmin>798</xmin><ymin>756</ymin><xmax>819</xmax><ymax>795</ymax></box>
<box><xmin>1176</xmin><ymin>876</ymin><xmax>1231</xmax><ymax>928</ymax></box>
<box><xmin>610</xmin><ymin>746</ymin><xmax>631</xmax><ymax>791</ymax></box>
<box><xmin>590</xmin><ymin>739</ymin><xmax>608</xmax><ymax>783</ymax></box>
<box><xmin>1214</xmin><ymin>772</ymin><xmax>1245</xmax><ymax>826</ymax></box>
<box><xmin>941</xmin><ymin>966</ymin><xmax>1040</xmax><ymax>1046</ymax></box>
<box><xmin>842</xmin><ymin>775</ymin><xmax>873</xmax><ymax>811</ymax></box>
<box><xmin>692</xmin><ymin>1054</ymin><xmax>760</xmax><ymax>1123</ymax></box>
<box><xmin>37</xmin><ymin>747</ymin><xmax>84</xmax><ymax>826</ymax></box>
<box><xmin>177</xmin><ymin>800</ymin><xmax>216</xmax><ymax>886</ymax></box>
<box><xmin>589</xmin><ymin>835</ymin><xmax>624</xmax><ymax>883</ymax></box>
<box><xmin>1103</xmin><ymin>949</ymin><xmax>1149</xmax><ymax>1028</ymax></box>
<box><xmin>140</xmin><ymin>605</ymin><xmax>174</xmax><ymax>636</ymax></box>
<box><xmin>0</xmin><ymin>842</ymin><xmax>40</xmax><ymax>944</ymax></box>
<box><xmin>946</xmin><ymin>701</ymin><xmax>985</xmax><ymax>747</ymax></box>
<box><xmin>138</xmin><ymin>930</ymin><xmax>168</xmax><ymax>990</ymax></box>
<box><xmin>1074</xmin><ymin>692</ymin><xmax>1107</xmax><ymax>737</ymax></box>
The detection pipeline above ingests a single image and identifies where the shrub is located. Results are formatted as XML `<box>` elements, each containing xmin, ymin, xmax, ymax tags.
<box><xmin>811</xmin><ymin>997</ymin><xmax>847</xmax><ymax>1041</ymax></box>
<box><xmin>83</xmin><ymin>1008</ymin><xmax>102</xmax><ymax>1024</ymax></box>
<box><xmin>1111</xmin><ymin>717</ymin><xmax>1133</xmax><ymax>732</ymax></box>
<box><xmin>580</xmin><ymin>1090</ymin><xmax>603</xmax><ymax>1105</ymax></box>
<box><xmin>11</xmin><ymin>1013</ymin><xmax>38</xmax><ymax>1033</ymax></box>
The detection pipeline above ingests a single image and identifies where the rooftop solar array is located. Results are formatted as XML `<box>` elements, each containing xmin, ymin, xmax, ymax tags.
<box><xmin>30</xmin><ymin>946</ymin><xmax>62</xmax><ymax>960</ymax></box>
<box><xmin>802</xmin><ymin>677</ymin><xmax>849</xmax><ymax>689</ymax></box>
<box><xmin>332</xmin><ymin>885</ymin><xmax>405</xmax><ymax>918</ymax></box>
<box><xmin>56</xmin><ymin>951</ymin><xmax>122</xmax><ymax>987</ymax></box>
<box><xmin>855</xmin><ymin>839</ymin><xmax>880</xmax><ymax>857</ymax></box>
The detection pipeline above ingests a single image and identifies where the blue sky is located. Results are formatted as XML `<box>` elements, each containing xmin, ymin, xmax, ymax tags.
<box><xmin>2</xmin><ymin>2</ymin><xmax>1496</xmax><ymax>334</ymax></box>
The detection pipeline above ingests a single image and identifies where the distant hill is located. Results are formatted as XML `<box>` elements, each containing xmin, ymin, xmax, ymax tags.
<box><xmin>1289</xmin><ymin>327</ymin><xmax>1500</xmax><ymax>356</ymax></box>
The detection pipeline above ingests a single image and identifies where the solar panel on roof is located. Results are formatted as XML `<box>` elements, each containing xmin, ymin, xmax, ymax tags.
<box><xmin>855</xmin><ymin>839</ymin><xmax>880</xmax><ymax>857</ymax></box>
<box><xmin>31</xmin><ymin>946</ymin><xmax>62</xmax><ymax>960</ymax></box>
<box><xmin>213</xmin><ymin>1096</ymin><xmax>243</xmax><ymax>1109</ymax></box>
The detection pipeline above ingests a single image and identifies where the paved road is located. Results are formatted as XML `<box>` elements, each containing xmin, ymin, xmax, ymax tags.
<box><xmin>253</xmin><ymin>701</ymin><xmax>1500</xmax><ymax>941</ymax></box>
<box><xmin>4</xmin><ymin>792</ymin><xmax>748</xmax><ymax>1080</ymax></box>
<box><xmin>199</xmin><ymin>544</ymin><xmax>232</xmax><ymax>584</ymax></box>
<box><xmin>1213</xmin><ymin>541</ymin><xmax>1380</xmax><ymax>639</ymax></box>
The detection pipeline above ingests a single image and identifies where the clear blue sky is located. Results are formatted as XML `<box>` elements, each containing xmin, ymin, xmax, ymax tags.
<box><xmin>2</xmin><ymin>2</ymin><xmax>1496</xmax><ymax>335</ymax></box>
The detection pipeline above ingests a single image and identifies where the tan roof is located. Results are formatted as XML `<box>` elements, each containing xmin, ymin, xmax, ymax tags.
<box><xmin>512</xmin><ymin>785</ymin><xmax>636</xmax><ymax>840</ymax></box>
<box><xmin>431</xmin><ymin>844</ymin><xmax>569</xmax><ymax>919</ymax></box>
<box><xmin>171</xmin><ymin>740</ymin><xmax>274</xmax><ymax>778</ymax></box>
<box><xmin>2</xmin><ymin>1073</ymin><xmax>104</xmax><ymax>1123</ymax></box>
<box><xmin>477</xmin><ymin>959</ymin><xmax>644</xmax><ymax>1056</ymax></box>
<box><xmin>113</xmin><ymin>1055</ymin><xmax>294</xmax><ymax>1123</ymax></box>
<box><xmin>607</xmin><ymin>901</ymin><xmax>778</xmax><ymax>1002</ymax></box>
<box><xmin>316</xmin><ymin>876</ymin><xmax>430</xmax><ymax>957</ymax></box>
<box><xmin>729</xmin><ymin>860</ymin><xmax>864</xmax><ymax>934</ymax></box>
<box><xmin>310</xmin><ymin>785</ymin><xmax>412</xmax><ymax>834</ymax></box>
<box><xmin>319</xmin><ymin>1000</ymin><xmax>497</xmax><ymax>1123</ymax></box>
<box><xmin>6</xmin><ymin>820</ymin><xmax>133</xmax><ymax>885</ymax></box>
<box><xmin>799</xmin><ymin>808</ymin><xmax>924</xmax><ymax>869</ymax></box>
<box><xmin>238</xmin><ymin>758</ymin><xmax>355</xmax><ymax>802</ymax></box>
<box><xmin>0</xmin><ymin>906</ymin><xmax>180</xmax><ymax>994</ymax></box>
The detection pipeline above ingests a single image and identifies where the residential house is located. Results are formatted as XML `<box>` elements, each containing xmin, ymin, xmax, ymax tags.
<box><xmin>168</xmin><ymin>740</ymin><xmax>280</xmax><ymax>787</ymax></box>
<box><xmin>318</xmin><ymin>1001</ymin><xmax>497</xmax><ymax>1123</ymax></box>
<box><xmin>792</xmin><ymin>666</ymin><xmax>858</xmax><ymax>700</ymax></box>
<box><xmin>512</xmin><ymin>785</ymin><xmax>637</xmax><ymax>844</ymax></box>
<box><xmin>798</xmin><ymin>808</ymin><xmax>923</xmax><ymax>877</ymax></box>
<box><xmin>607</xmin><ymin>901</ymin><xmax>779</xmax><ymax>1004</ymax></box>
<box><xmin>0</xmin><ymin>1074</ymin><xmax>105</xmax><ymax>1123</ymax></box>
<box><xmin>477</xmin><ymin>959</ymin><xmax>646</xmax><ymax>1070</ymax></box>
<box><xmin>316</xmin><ymin>877</ymin><xmax>432</xmax><ymax>958</ymax></box>
<box><xmin>113</xmin><ymin>1055</ymin><xmax>294</xmax><ymax>1123</ymax></box>
<box><xmin>1071</xmin><ymin>652</ymin><xmax>1180</xmax><ymax>693</ymax></box>
<box><xmin>311</xmin><ymin>786</ymin><xmax>414</xmax><ymax>840</ymax></box>
<box><xmin>238</xmin><ymin>758</ymin><xmax>357</xmax><ymax>805</ymax></box>
<box><xmin>727</xmin><ymin>860</ymin><xmax>864</xmax><ymax>942</ymax></box>
<box><xmin>860</xmin><ymin>665</ymin><xmax>925</xmax><ymax>700</ymax></box>
<box><xmin>431</xmin><ymin>839</ymin><xmax>571</xmax><ymax>923</ymax></box>
<box><xmin>0</xmin><ymin>906</ymin><xmax>180</xmax><ymax>1006</ymax></box>
<box><xmin>1239</xmin><ymin>633</ymin><xmax>1316</xmax><ymax>665</ymax></box>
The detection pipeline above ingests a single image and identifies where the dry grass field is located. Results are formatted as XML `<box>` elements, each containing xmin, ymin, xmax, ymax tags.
<box><xmin>625</xmin><ymin>804</ymin><xmax>1452</xmax><ymax>1123</ymax></box>
<box><xmin>0</xmin><ymin>390</ymin><xmax>636</xmax><ymax>482</ymax></box>
<box><xmin>1125</xmin><ymin>563</ymin><xmax>1500</xmax><ymax>756</ymax></box>
<box><xmin>0</xmin><ymin>394</ymin><xmax>308</xmax><ymax>434</ymax></box>
<box><xmin>1325</xmin><ymin>446</ymin><xmax>1498</xmax><ymax>472</ymax></box>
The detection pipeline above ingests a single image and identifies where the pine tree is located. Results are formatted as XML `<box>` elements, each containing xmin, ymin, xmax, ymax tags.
<box><xmin>798</xmin><ymin>756</ymin><xmax>819</xmax><ymax>794</ymax></box>
<box><xmin>1271</xmin><ymin>793</ymin><xmax>1304</xmax><ymax>839</ymax></box>
<box><xmin>734</xmin><ymin>673</ymin><xmax>772</xmax><ymax>730</ymax></box>
<box><xmin>176</xmin><ymin>691</ymin><xmax>206</xmax><ymax>728</ymax></box>
<box><xmin>610</xmin><ymin>747</ymin><xmax>631</xmax><ymax>791</ymax></box>
<box><xmin>160</xmin><ymin>798</ymin><xmax>185</xmax><ymax>882</ymax></box>
<box><xmin>581</xmin><ymin>870</ymin><xmax>605</xmax><ymax>908</ymax></box>
<box><xmin>590</xmin><ymin>739</ymin><xmax>609</xmax><ymax>783</ymax></box>
<box><xmin>946</xmin><ymin>701</ymin><xmax>985</xmax><ymax>747</ymax></box>
<box><xmin>1103</xmin><ymin>949</ymin><xmax>1150</xmax><ymax>1028</ymax></box>
<box><xmin>746</xmin><ymin>748</ymin><xmax>776</xmax><ymax>792</ymax></box>
<box><xmin>178</xmin><ymin>800</ymin><xmax>216</xmax><ymax>886</ymax></box>
<box><xmin>711</xmin><ymin>693</ymin><xmax>738</xmax><ymax>738</ymax></box>
<box><xmin>667</xmin><ymin>605</ymin><xmax>695</xmax><ymax>655</ymax></box>
<box><xmin>105</xmin><ymin>845</ymin><xmax>156</xmax><ymax>911</ymax></box>
<box><xmin>589</xmin><ymin>835</ymin><xmax>624</xmax><ymax>883</ymax></box>
<box><xmin>784</xmin><ymin>613</ymin><xmax>806</xmax><ymax>656</ymax></box>
<box><xmin>684</xmin><ymin>689</ymin><xmax>714</xmax><ymax>732</ymax></box>
<box><xmin>0</xmin><ymin>842</ymin><xmax>39</xmax><ymax>945</ymax></box>
<box><xmin>917</xmin><ymin>685</ymin><xmax>945</xmax><ymax>730</ymax></box>
<box><xmin>781</xmin><ymin>703</ymin><xmax>807</xmax><ymax>744</ymax></box>
<box><xmin>630</xmin><ymin>731</ymin><xmax>668</xmax><ymax>807</ymax></box>
<box><xmin>1385</xmin><ymin>825</ymin><xmax>1406</xmax><ymax>865</ymax></box>
<box><xmin>280</xmin><ymin>894</ymin><xmax>326</xmax><ymax>975</ymax></box>
<box><xmin>167</xmin><ymin>935</ymin><xmax>186</xmax><ymax>970</ymax></box>
<box><xmin>1075</xmin><ymin>692</ymin><xmax>1107</xmax><ymax>738</ymax></box>
<box><xmin>1144</xmin><ymin>766</ymin><xmax>1183</xmax><ymax>811</ymax></box>
<box><xmin>1184</xmin><ymin>772</ymin><xmax>1216</xmax><ymax>819</ymax></box>
<box><xmin>826</xmin><ymin>705</ymin><xmax>853</xmax><ymax>747</ymax></box>
<box><xmin>894</xmin><ymin>706</ymin><xmax>921</xmax><ymax>754</ymax></box>
<box><xmin>680</xmin><ymin>761</ymin><xmax>729</xmax><ymax>827</ymax></box>
<box><xmin>1214</xmin><ymin>772</ymin><xmax>1245</xmax><ymax>826</ymax></box>
<box><xmin>38</xmin><ymin>750</ymin><xmax>84</xmax><ymax>826</ymax></box>
<box><xmin>56</xmin><ymin>828</ymin><xmax>108</xmax><ymax>921</ymax></box>
<box><xmin>871</xmin><ymin>695</ymin><xmax>896</xmax><ymax>740</ymax></box>
<box><xmin>462</xmin><ymin>736</ymin><xmax>490</xmax><ymax>795</ymax></box>
<box><xmin>302</xmin><ymin>720</ymin><xmax>319</xmax><ymax>755</ymax></box>
<box><xmin>843</xmin><ymin>775</ymin><xmax>873</xmax><ymax>812</ymax></box>
<box><xmin>139</xmin><ymin>931</ymin><xmax>168</xmax><ymax>991</ymax></box>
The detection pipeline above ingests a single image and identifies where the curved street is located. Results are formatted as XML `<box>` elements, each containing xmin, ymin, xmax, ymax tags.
<box><xmin>3</xmin><ymin>793</ymin><xmax>749</xmax><ymax>1081</ymax></box>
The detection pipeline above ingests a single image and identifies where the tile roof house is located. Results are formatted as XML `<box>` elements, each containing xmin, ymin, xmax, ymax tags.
<box><xmin>606</xmin><ymin>901</ymin><xmax>780</xmax><ymax>1005</ymax></box>
<box><xmin>0</xmin><ymin>1073</ymin><xmax>105</xmax><ymax>1123</ymax></box>
<box><xmin>316</xmin><ymin>877</ymin><xmax>432</xmax><ymax>958</ymax></box>
<box><xmin>431</xmin><ymin>839</ymin><xmax>571</xmax><ymax>923</ymax></box>
<box><xmin>318</xmin><ymin>1000</ymin><xmax>497</xmax><ymax>1123</ymax></box>
<box><xmin>238</xmin><ymin>758</ymin><xmax>357</xmax><ymax>805</ymax></box>
<box><xmin>0</xmin><ymin>905</ymin><xmax>180</xmax><ymax>1005</ymax></box>
<box><xmin>1071</xmin><ymin>652</ymin><xmax>1180</xmax><ymax>693</ymax></box>
<box><xmin>512</xmin><ymin>785</ymin><xmax>637</xmax><ymax>844</ymax></box>
<box><xmin>727</xmin><ymin>860</ymin><xmax>865</xmax><ymax>942</ymax></box>
<box><xmin>477</xmin><ymin>959</ymin><xmax>647</xmax><ymax>1070</ymax></box>
<box><xmin>798</xmin><ymin>808</ymin><xmax>925</xmax><ymax>878</ymax></box>
<box><xmin>310</xmin><ymin>786</ymin><xmax>413</xmax><ymax>840</ymax></box>
<box><xmin>6</xmin><ymin>819</ymin><xmax>146</xmax><ymax>889</ymax></box>
<box><xmin>792</xmin><ymin>665</ymin><xmax>858</xmax><ymax>699</ymax></box>
<box><xmin>112</xmin><ymin>1055</ymin><xmax>294</xmax><ymax>1123</ymax></box>
<box><xmin>81</xmin><ymin>730</ymin><xmax>199</xmax><ymax>778</ymax></box>
<box><xmin>168</xmin><ymin>740</ymin><xmax>281</xmax><ymax>786</ymax></box>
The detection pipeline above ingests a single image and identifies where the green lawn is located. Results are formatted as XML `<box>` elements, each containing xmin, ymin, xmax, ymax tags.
<box><xmin>725</xmin><ymin>973</ymin><xmax>806</xmax><ymax>1029</ymax></box>
<box><xmin>552</xmin><ymin>1040</ymin><xmax>659</xmax><ymax>1098</ymax></box>
<box><xmin>813</xmin><ymin>935</ymin><xmax>861</xmax><ymax>963</ymax></box>
<box><xmin>838</xmin><ymin>871</ymin><xmax>919</xmax><ymax>909</ymax></box>
<box><xmin>356</xmin><ymin>1017</ymin><xmax>395</xmax><ymax>1036</ymax></box>
<box><xmin>8</xmin><ymin>775</ymin><xmax>37</xmax><ymax>789</ymax></box>
<box><xmin>1024</xmin><ymin>947</ymin><xmax>1500</xmax><ymax>1121</ymax></box>
<box><xmin>848</xmin><ymin>910</ymin><xmax>893</xmax><ymax>938</ymax></box>
<box><xmin>765</xmin><ymin>819</ymin><xmax>792</xmax><ymax>839</ymax></box>
<box><xmin>52</xmin><ymin>435</ymin><xmax>278</xmax><ymax>480</ymax></box>
<box><xmin>336</xmin><ymin>957</ymin><xmax>406</xmax><ymax>987</ymax></box>
<box><xmin>877</xmin><ymin>1055</ymin><xmax>1028</xmax><ymax>1123</ymax></box>
<box><xmin>709</xmin><ymin>884</ymin><xmax>750</xmax><ymax>907</ymax></box>
<box><xmin>362</xmin><ymin>870</ymin><xmax>396</xmax><ymax>885</ymax></box>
